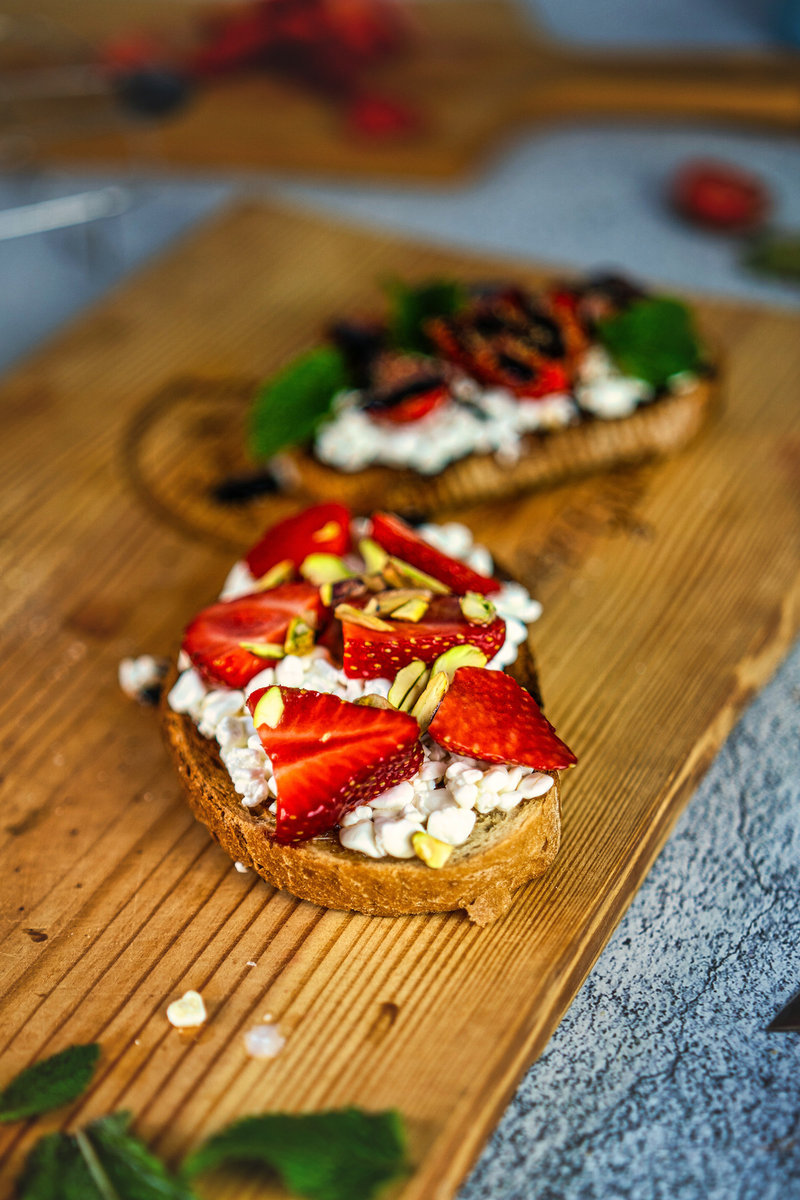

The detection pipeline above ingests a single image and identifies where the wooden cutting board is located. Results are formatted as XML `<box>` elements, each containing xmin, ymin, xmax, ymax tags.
<box><xmin>0</xmin><ymin>203</ymin><xmax>798</xmax><ymax>1199</ymax></box>
<box><xmin>4</xmin><ymin>0</ymin><xmax>800</xmax><ymax>180</ymax></box>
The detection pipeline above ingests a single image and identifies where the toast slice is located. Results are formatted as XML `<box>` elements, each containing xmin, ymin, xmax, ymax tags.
<box><xmin>282</xmin><ymin>376</ymin><xmax>715</xmax><ymax>514</ymax></box>
<box><xmin>161</xmin><ymin>641</ymin><xmax>561</xmax><ymax>924</ymax></box>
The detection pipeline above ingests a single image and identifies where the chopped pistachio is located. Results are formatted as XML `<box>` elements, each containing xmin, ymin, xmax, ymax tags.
<box><xmin>358</xmin><ymin>537</ymin><xmax>389</xmax><ymax>574</ymax></box>
<box><xmin>430</xmin><ymin>643</ymin><xmax>487</xmax><ymax>681</ymax></box>
<box><xmin>334</xmin><ymin>604</ymin><xmax>393</xmax><ymax>632</ymax></box>
<box><xmin>239</xmin><ymin>641</ymin><xmax>286</xmax><ymax>659</ymax></box>
<box><xmin>390</xmin><ymin>598</ymin><xmax>430</xmax><ymax>622</ymax></box>
<box><xmin>363</xmin><ymin>573</ymin><xmax>390</xmax><ymax>593</ymax></box>
<box><xmin>410</xmin><ymin>670</ymin><xmax>449</xmax><ymax>731</ymax></box>
<box><xmin>459</xmin><ymin>592</ymin><xmax>497</xmax><ymax>625</ymax></box>
<box><xmin>355</xmin><ymin>694</ymin><xmax>394</xmax><ymax>709</ymax></box>
<box><xmin>365</xmin><ymin>588</ymin><xmax>432</xmax><ymax>616</ymax></box>
<box><xmin>387</xmin><ymin>659</ymin><xmax>429</xmax><ymax>709</ymax></box>
<box><xmin>284</xmin><ymin>616</ymin><xmax>315</xmax><ymax>656</ymax></box>
<box><xmin>252</xmin><ymin>686</ymin><xmax>284</xmax><ymax>729</ymax></box>
<box><xmin>412</xmin><ymin>831</ymin><xmax>453</xmax><ymax>869</ymax></box>
<box><xmin>253</xmin><ymin>559</ymin><xmax>294</xmax><ymax>590</ymax></box>
<box><xmin>384</xmin><ymin>556</ymin><xmax>450</xmax><ymax>594</ymax></box>
<box><xmin>299</xmin><ymin>553</ymin><xmax>354</xmax><ymax>585</ymax></box>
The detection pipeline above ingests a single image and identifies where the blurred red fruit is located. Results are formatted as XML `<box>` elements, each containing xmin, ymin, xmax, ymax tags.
<box><xmin>672</xmin><ymin>160</ymin><xmax>771</xmax><ymax>233</ymax></box>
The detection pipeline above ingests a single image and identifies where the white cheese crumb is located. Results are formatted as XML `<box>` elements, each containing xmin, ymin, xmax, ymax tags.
<box><xmin>244</xmin><ymin>1023</ymin><xmax>286</xmax><ymax>1059</ymax></box>
<box><xmin>166</xmin><ymin>989</ymin><xmax>206</xmax><ymax>1029</ymax></box>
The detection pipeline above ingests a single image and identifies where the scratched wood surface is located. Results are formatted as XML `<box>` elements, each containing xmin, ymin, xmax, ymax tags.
<box><xmin>0</xmin><ymin>203</ymin><xmax>799</xmax><ymax>1199</ymax></box>
<box><xmin>4</xmin><ymin>0</ymin><xmax>800</xmax><ymax>180</ymax></box>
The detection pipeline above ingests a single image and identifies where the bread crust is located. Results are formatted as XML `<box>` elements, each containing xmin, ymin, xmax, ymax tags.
<box><xmin>283</xmin><ymin>377</ymin><xmax>716</xmax><ymax>513</ymax></box>
<box><xmin>161</xmin><ymin>643</ymin><xmax>561</xmax><ymax>924</ymax></box>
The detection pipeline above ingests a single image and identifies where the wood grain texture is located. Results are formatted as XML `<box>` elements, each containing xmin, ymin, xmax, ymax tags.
<box><xmin>0</xmin><ymin>203</ymin><xmax>799</xmax><ymax>1200</ymax></box>
<box><xmin>4</xmin><ymin>0</ymin><xmax>800</xmax><ymax>181</ymax></box>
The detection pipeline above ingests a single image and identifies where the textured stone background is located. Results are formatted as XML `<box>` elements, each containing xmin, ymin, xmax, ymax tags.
<box><xmin>459</xmin><ymin>640</ymin><xmax>800</xmax><ymax>1200</ymax></box>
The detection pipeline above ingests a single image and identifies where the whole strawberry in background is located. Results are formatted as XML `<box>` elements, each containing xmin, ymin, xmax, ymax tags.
<box><xmin>671</xmin><ymin>159</ymin><xmax>772</xmax><ymax>233</ymax></box>
<box><xmin>669</xmin><ymin>158</ymin><xmax>800</xmax><ymax>287</ymax></box>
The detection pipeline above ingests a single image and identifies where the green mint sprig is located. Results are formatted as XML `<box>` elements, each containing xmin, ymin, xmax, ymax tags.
<box><xmin>249</xmin><ymin>345</ymin><xmax>351</xmax><ymax>461</ymax></box>
<box><xmin>184</xmin><ymin>1108</ymin><xmax>409</xmax><ymax>1200</ymax></box>
<box><xmin>17</xmin><ymin>1112</ymin><xmax>196</xmax><ymax>1200</ymax></box>
<box><xmin>0</xmin><ymin>1044</ymin><xmax>100</xmax><ymax>1123</ymax></box>
<box><xmin>597</xmin><ymin>296</ymin><xmax>703</xmax><ymax>389</ymax></box>
<box><xmin>7</xmin><ymin>1045</ymin><xmax>410</xmax><ymax>1200</ymax></box>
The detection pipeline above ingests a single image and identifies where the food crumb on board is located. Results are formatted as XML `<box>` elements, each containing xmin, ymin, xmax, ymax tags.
<box><xmin>166</xmin><ymin>989</ymin><xmax>207</xmax><ymax>1029</ymax></box>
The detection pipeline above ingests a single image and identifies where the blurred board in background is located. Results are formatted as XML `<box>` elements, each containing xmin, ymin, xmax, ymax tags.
<box><xmin>1</xmin><ymin>0</ymin><xmax>799</xmax><ymax>181</ymax></box>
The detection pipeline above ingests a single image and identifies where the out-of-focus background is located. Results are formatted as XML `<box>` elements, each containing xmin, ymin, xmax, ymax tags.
<box><xmin>2</xmin><ymin>0</ymin><xmax>799</xmax><ymax>371</ymax></box>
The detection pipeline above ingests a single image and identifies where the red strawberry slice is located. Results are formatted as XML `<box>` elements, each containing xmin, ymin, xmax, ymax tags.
<box><xmin>370</xmin><ymin>512</ymin><xmax>501</xmax><ymax>596</ymax></box>
<box><xmin>182</xmin><ymin>583</ymin><xmax>323</xmax><ymax>689</ymax></box>
<box><xmin>245</xmin><ymin>503</ymin><xmax>351</xmax><ymax>580</ymax></box>
<box><xmin>428</xmin><ymin>666</ymin><xmax>577</xmax><ymax>771</ymax></box>
<box><xmin>341</xmin><ymin>595</ymin><xmax>505</xmax><ymax>680</ymax></box>
<box><xmin>370</xmin><ymin>382</ymin><xmax>449</xmax><ymax>425</ymax></box>
<box><xmin>248</xmin><ymin>686</ymin><xmax>423</xmax><ymax>843</ymax></box>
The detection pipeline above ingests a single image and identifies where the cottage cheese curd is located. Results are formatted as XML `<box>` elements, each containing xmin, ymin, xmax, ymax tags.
<box><xmin>167</xmin><ymin>521</ymin><xmax>549</xmax><ymax>862</ymax></box>
<box><xmin>314</xmin><ymin>347</ymin><xmax>662</xmax><ymax>476</ymax></box>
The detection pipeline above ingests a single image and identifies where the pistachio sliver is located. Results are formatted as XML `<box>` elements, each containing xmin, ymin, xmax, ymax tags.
<box><xmin>387</xmin><ymin>659</ymin><xmax>429</xmax><ymax>709</ymax></box>
<box><xmin>358</xmin><ymin>537</ymin><xmax>389</xmax><ymax>574</ymax></box>
<box><xmin>253</xmin><ymin>559</ymin><xmax>294</xmax><ymax>590</ymax></box>
<box><xmin>334</xmin><ymin>603</ymin><xmax>393</xmax><ymax>632</ymax></box>
<box><xmin>284</xmin><ymin>616</ymin><xmax>315</xmax><ymax>656</ymax></box>
<box><xmin>390</xmin><ymin>598</ymin><xmax>430</xmax><ymax>622</ymax></box>
<box><xmin>430</xmin><ymin>643</ymin><xmax>487</xmax><ymax>682</ymax></box>
<box><xmin>239</xmin><ymin>641</ymin><xmax>286</xmax><ymax>659</ymax></box>
<box><xmin>365</xmin><ymin>588</ymin><xmax>433</xmax><ymax>617</ymax></box>
<box><xmin>460</xmin><ymin>591</ymin><xmax>497</xmax><ymax>625</ymax></box>
<box><xmin>412</xmin><ymin>831</ymin><xmax>453</xmax><ymax>869</ymax></box>
<box><xmin>299</xmin><ymin>553</ymin><xmax>354</xmax><ymax>586</ymax></box>
<box><xmin>410</xmin><ymin>670</ymin><xmax>449</xmax><ymax>732</ymax></box>
<box><xmin>355</xmin><ymin>694</ymin><xmax>394</xmax><ymax>709</ymax></box>
<box><xmin>252</xmin><ymin>686</ymin><xmax>285</xmax><ymax>729</ymax></box>
<box><xmin>384</xmin><ymin>556</ymin><xmax>450</xmax><ymax>595</ymax></box>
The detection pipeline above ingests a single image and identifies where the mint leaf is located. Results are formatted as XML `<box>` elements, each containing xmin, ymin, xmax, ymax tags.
<box><xmin>743</xmin><ymin>231</ymin><xmax>800</xmax><ymax>283</ymax></box>
<box><xmin>597</xmin><ymin>297</ymin><xmax>703</xmax><ymax>389</ymax></box>
<box><xmin>17</xmin><ymin>1113</ymin><xmax>197</xmax><ymax>1200</ymax></box>
<box><xmin>15</xmin><ymin>1131</ymin><xmax>96</xmax><ymax>1200</ymax></box>
<box><xmin>183</xmin><ymin>1108</ymin><xmax>408</xmax><ymax>1200</ymax></box>
<box><xmin>0</xmin><ymin>1044</ymin><xmax>100</xmax><ymax>1122</ymax></box>
<box><xmin>385</xmin><ymin>278</ymin><xmax>466</xmax><ymax>353</ymax></box>
<box><xmin>249</xmin><ymin>346</ymin><xmax>351</xmax><ymax>460</ymax></box>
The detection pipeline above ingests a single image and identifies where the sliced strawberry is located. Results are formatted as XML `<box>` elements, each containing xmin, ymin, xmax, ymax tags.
<box><xmin>370</xmin><ymin>512</ymin><xmax>501</xmax><ymax>596</ymax></box>
<box><xmin>428</xmin><ymin>666</ymin><xmax>577</xmax><ymax>771</ymax></box>
<box><xmin>341</xmin><ymin>595</ymin><xmax>505</xmax><ymax>679</ymax></box>
<box><xmin>369</xmin><ymin>381</ymin><xmax>449</xmax><ymax>425</ymax></box>
<box><xmin>182</xmin><ymin>583</ymin><xmax>323</xmax><ymax>689</ymax></box>
<box><xmin>248</xmin><ymin>686</ymin><xmax>423</xmax><ymax>843</ymax></box>
<box><xmin>244</xmin><ymin>503</ymin><xmax>351</xmax><ymax>580</ymax></box>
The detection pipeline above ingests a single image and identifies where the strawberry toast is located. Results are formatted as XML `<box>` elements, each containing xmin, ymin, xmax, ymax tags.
<box><xmin>247</xmin><ymin>274</ymin><xmax>715</xmax><ymax>512</ymax></box>
<box><xmin>162</xmin><ymin>504</ymin><xmax>576</xmax><ymax>923</ymax></box>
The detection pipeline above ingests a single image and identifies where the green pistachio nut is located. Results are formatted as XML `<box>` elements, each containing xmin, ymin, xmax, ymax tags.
<box><xmin>412</xmin><ymin>830</ymin><xmax>453</xmax><ymax>869</ymax></box>
<box><xmin>252</xmin><ymin>686</ymin><xmax>285</xmax><ymax>729</ymax></box>
<box><xmin>430</xmin><ymin>643</ymin><xmax>487</xmax><ymax>682</ymax></box>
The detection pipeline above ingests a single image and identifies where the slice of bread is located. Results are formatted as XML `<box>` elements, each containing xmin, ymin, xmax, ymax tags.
<box><xmin>161</xmin><ymin>642</ymin><xmax>561</xmax><ymax>924</ymax></box>
<box><xmin>283</xmin><ymin>377</ymin><xmax>716</xmax><ymax>513</ymax></box>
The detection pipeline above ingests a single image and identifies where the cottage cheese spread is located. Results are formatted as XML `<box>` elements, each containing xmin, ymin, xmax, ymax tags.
<box><xmin>168</xmin><ymin>521</ymin><xmax>548</xmax><ymax>861</ymax></box>
<box><xmin>314</xmin><ymin>348</ymin><xmax>660</xmax><ymax>475</ymax></box>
